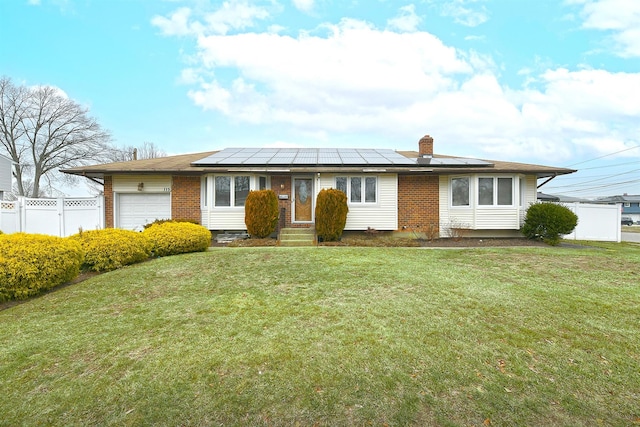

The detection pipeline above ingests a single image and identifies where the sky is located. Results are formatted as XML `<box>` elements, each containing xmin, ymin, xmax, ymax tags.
<box><xmin>1</xmin><ymin>0</ymin><xmax>639</xmax><ymax>198</ymax></box>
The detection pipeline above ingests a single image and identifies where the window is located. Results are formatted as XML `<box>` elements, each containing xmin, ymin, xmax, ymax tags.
<box><xmin>478</xmin><ymin>177</ymin><xmax>493</xmax><ymax>205</ymax></box>
<box><xmin>215</xmin><ymin>176</ymin><xmax>231</xmax><ymax>206</ymax></box>
<box><xmin>214</xmin><ymin>175</ymin><xmax>250</xmax><ymax>207</ymax></box>
<box><xmin>202</xmin><ymin>176</ymin><xmax>208</xmax><ymax>207</ymax></box>
<box><xmin>259</xmin><ymin>176</ymin><xmax>268</xmax><ymax>190</ymax></box>
<box><xmin>451</xmin><ymin>176</ymin><xmax>514</xmax><ymax>207</ymax></box>
<box><xmin>451</xmin><ymin>177</ymin><xmax>470</xmax><ymax>206</ymax></box>
<box><xmin>624</xmin><ymin>202</ymin><xmax>631</xmax><ymax>208</ymax></box>
<box><xmin>336</xmin><ymin>176</ymin><xmax>377</xmax><ymax>204</ymax></box>
<box><xmin>478</xmin><ymin>177</ymin><xmax>513</xmax><ymax>206</ymax></box>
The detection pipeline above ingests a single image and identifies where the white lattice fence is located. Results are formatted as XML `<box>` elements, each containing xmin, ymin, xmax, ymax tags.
<box><xmin>0</xmin><ymin>196</ymin><xmax>104</xmax><ymax>236</ymax></box>
<box><xmin>0</xmin><ymin>200</ymin><xmax>19</xmax><ymax>233</ymax></box>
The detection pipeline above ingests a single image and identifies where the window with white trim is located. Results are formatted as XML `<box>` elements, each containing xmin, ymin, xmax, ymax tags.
<box><xmin>451</xmin><ymin>176</ymin><xmax>514</xmax><ymax>207</ymax></box>
<box><xmin>214</xmin><ymin>175</ymin><xmax>251</xmax><ymax>207</ymax></box>
<box><xmin>478</xmin><ymin>177</ymin><xmax>513</xmax><ymax>206</ymax></box>
<box><xmin>451</xmin><ymin>177</ymin><xmax>470</xmax><ymax>206</ymax></box>
<box><xmin>336</xmin><ymin>176</ymin><xmax>377</xmax><ymax>204</ymax></box>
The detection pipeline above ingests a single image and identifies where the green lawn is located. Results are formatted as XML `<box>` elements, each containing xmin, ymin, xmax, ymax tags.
<box><xmin>1</xmin><ymin>244</ymin><xmax>639</xmax><ymax>426</ymax></box>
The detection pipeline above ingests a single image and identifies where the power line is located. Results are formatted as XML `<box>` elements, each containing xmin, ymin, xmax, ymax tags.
<box><xmin>565</xmin><ymin>145</ymin><xmax>640</xmax><ymax>167</ymax></box>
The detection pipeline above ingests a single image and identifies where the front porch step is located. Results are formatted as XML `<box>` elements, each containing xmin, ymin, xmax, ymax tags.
<box><xmin>279</xmin><ymin>228</ymin><xmax>316</xmax><ymax>247</ymax></box>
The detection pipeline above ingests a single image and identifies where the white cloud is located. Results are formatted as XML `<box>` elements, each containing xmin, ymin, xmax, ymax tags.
<box><xmin>155</xmin><ymin>6</ymin><xmax>640</xmax><ymax>165</ymax></box>
<box><xmin>441</xmin><ymin>0</ymin><xmax>488</xmax><ymax>27</ymax></box>
<box><xmin>151</xmin><ymin>1</ymin><xmax>271</xmax><ymax>36</ymax></box>
<box><xmin>576</xmin><ymin>0</ymin><xmax>640</xmax><ymax>57</ymax></box>
<box><xmin>292</xmin><ymin>0</ymin><xmax>314</xmax><ymax>13</ymax></box>
<box><xmin>387</xmin><ymin>4</ymin><xmax>422</xmax><ymax>32</ymax></box>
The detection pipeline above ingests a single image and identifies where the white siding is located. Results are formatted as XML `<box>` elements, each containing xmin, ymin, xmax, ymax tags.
<box><xmin>440</xmin><ymin>174</ymin><xmax>535</xmax><ymax>234</ymax></box>
<box><xmin>201</xmin><ymin>208</ymin><xmax>247</xmax><ymax>230</ymax></box>
<box><xmin>113</xmin><ymin>175</ymin><xmax>172</xmax><ymax>192</ymax></box>
<box><xmin>320</xmin><ymin>174</ymin><xmax>397</xmax><ymax>230</ymax></box>
<box><xmin>0</xmin><ymin>155</ymin><xmax>12</xmax><ymax>194</ymax></box>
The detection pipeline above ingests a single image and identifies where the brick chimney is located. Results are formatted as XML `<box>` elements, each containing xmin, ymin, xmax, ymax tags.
<box><xmin>419</xmin><ymin>135</ymin><xmax>434</xmax><ymax>157</ymax></box>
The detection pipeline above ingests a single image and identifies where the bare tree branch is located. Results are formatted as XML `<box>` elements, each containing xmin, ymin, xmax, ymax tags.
<box><xmin>0</xmin><ymin>76</ymin><xmax>113</xmax><ymax>197</ymax></box>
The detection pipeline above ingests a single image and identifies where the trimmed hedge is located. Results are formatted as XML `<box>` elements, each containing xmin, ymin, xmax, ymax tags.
<box><xmin>522</xmin><ymin>202</ymin><xmax>578</xmax><ymax>246</ymax></box>
<box><xmin>70</xmin><ymin>228</ymin><xmax>152</xmax><ymax>272</ymax></box>
<box><xmin>143</xmin><ymin>221</ymin><xmax>211</xmax><ymax>257</ymax></box>
<box><xmin>315</xmin><ymin>188</ymin><xmax>349</xmax><ymax>242</ymax></box>
<box><xmin>245</xmin><ymin>190</ymin><xmax>279</xmax><ymax>238</ymax></box>
<box><xmin>0</xmin><ymin>233</ymin><xmax>83</xmax><ymax>301</ymax></box>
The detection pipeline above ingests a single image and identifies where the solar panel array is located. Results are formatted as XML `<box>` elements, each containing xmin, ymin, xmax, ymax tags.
<box><xmin>417</xmin><ymin>157</ymin><xmax>493</xmax><ymax>167</ymax></box>
<box><xmin>194</xmin><ymin>148</ymin><xmax>416</xmax><ymax>166</ymax></box>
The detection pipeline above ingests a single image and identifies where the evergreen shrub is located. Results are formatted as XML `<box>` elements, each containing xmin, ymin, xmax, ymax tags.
<box><xmin>0</xmin><ymin>233</ymin><xmax>83</xmax><ymax>301</ymax></box>
<box><xmin>70</xmin><ymin>228</ymin><xmax>152</xmax><ymax>272</ymax></box>
<box><xmin>315</xmin><ymin>188</ymin><xmax>349</xmax><ymax>242</ymax></box>
<box><xmin>143</xmin><ymin>221</ymin><xmax>211</xmax><ymax>256</ymax></box>
<box><xmin>522</xmin><ymin>202</ymin><xmax>578</xmax><ymax>245</ymax></box>
<box><xmin>245</xmin><ymin>190</ymin><xmax>279</xmax><ymax>238</ymax></box>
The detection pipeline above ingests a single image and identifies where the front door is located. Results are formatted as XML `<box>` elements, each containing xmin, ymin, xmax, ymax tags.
<box><xmin>293</xmin><ymin>177</ymin><xmax>313</xmax><ymax>222</ymax></box>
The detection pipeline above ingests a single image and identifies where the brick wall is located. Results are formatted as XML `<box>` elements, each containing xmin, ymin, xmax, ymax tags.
<box><xmin>104</xmin><ymin>176</ymin><xmax>113</xmax><ymax>228</ymax></box>
<box><xmin>397</xmin><ymin>174</ymin><xmax>439</xmax><ymax>232</ymax></box>
<box><xmin>171</xmin><ymin>175</ymin><xmax>202</xmax><ymax>223</ymax></box>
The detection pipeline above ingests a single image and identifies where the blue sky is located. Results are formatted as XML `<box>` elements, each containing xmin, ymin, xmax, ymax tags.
<box><xmin>1</xmin><ymin>0</ymin><xmax>639</xmax><ymax>197</ymax></box>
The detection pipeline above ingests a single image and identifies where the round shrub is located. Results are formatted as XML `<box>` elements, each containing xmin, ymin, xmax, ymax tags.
<box><xmin>143</xmin><ymin>221</ymin><xmax>211</xmax><ymax>257</ymax></box>
<box><xmin>70</xmin><ymin>228</ymin><xmax>152</xmax><ymax>272</ymax></box>
<box><xmin>245</xmin><ymin>190</ymin><xmax>279</xmax><ymax>238</ymax></box>
<box><xmin>522</xmin><ymin>202</ymin><xmax>578</xmax><ymax>246</ymax></box>
<box><xmin>0</xmin><ymin>233</ymin><xmax>83</xmax><ymax>301</ymax></box>
<box><xmin>315</xmin><ymin>188</ymin><xmax>349</xmax><ymax>242</ymax></box>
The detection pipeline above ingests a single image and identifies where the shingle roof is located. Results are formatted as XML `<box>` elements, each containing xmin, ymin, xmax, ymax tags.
<box><xmin>61</xmin><ymin>149</ymin><xmax>575</xmax><ymax>179</ymax></box>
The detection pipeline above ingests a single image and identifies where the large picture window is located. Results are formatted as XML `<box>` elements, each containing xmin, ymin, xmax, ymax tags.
<box><xmin>336</xmin><ymin>176</ymin><xmax>377</xmax><ymax>204</ymax></box>
<box><xmin>451</xmin><ymin>176</ymin><xmax>514</xmax><ymax>207</ymax></box>
<box><xmin>214</xmin><ymin>175</ymin><xmax>251</xmax><ymax>207</ymax></box>
<box><xmin>479</xmin><ymin>177</ymin><xmax>513</xmax><ymax>206</ymax></box>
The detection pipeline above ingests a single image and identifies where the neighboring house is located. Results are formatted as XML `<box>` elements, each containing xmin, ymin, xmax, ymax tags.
<box><xmin>597</xmin><ymin>194</ymin><xmax>640</xmax><ymax>223</ymax></box>
<box><xmin>0</xmin><ymin>154</ymin><xmax>13</xmax><ymax>200</ymax></box>
<box><xmin>62</xmin><ymin>135</ymin><xmax>576</xmax><ymax>237</ymax></box>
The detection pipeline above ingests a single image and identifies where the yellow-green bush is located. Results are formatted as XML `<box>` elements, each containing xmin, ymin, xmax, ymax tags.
<box><xmin>70</xmin><ymin>228</ymin><xmax>152</xmax><ymax>272</ymax></box>
<box><xmin>143</xmin><ymin>221</ymin><xmax>211</xmax><ymax>257</ymax></box>
<box><xmin>245</xmin><ymin>190</ymin><xmax>279</xmax><ymax>238</ymax></box>
<box><xmin>0</xmin><ymin>233</ymin><xmax>83</xmax><ymax>301</ymax></box>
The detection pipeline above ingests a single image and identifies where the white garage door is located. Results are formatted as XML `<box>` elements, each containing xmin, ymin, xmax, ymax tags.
<box><xmin>118</xmin><ymin>193</ymin><xmax>171</xmax><ymax>230</ymax></box>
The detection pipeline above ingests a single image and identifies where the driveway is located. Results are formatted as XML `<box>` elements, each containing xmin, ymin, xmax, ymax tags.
<box><xmin>621</xmin><ymin>231</ymin><xmax>640</xmax><ymax>243</ymax></box>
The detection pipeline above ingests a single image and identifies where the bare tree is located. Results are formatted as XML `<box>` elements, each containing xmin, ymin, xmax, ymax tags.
<box><xmin>109</xmin><ymin>141</ymin><xmax>167</xmax><ymax>162</ymax></box>
<box><xmin>0</xmin><ymin>77</ymin><xmax>112</xmax><ymax>197</ymax></box>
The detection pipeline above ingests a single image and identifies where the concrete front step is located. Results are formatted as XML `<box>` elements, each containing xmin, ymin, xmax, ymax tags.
<box><xmin>280</xmin><ymin>228</ymin><xmax>316</xmax><ymax>246</ymax></box>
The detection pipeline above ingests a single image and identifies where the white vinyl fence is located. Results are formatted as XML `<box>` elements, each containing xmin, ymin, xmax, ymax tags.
<box><xmin>0</xmin><ymin>196</ymin><xmax>104</xmax><ymax>237</ymax></box>
<box><xmin>562</xmin><ymin>202</ymin><xmax>621</xmax><ymax>242</ymax></box>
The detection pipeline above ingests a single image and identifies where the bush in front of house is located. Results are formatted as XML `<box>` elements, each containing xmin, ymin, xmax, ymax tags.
<box><xmin>522</xmin><ymin>202</ymin><xmax>578</xmax><ymax>246</ymax></box>
<box><xmin>244</xmin><ymin>190</ymin><xmax>279</xmax><ymax>238</ymax></box>
<box><xmin>143</xmin><ymin>221</ymin><xmax>211</xmax><ymax>256</ymax></box>
<box><xmin>0</xmin><ymin>233</ymin><xmax>83</xmax><ymax>301</ymax></box>
<box><xmin>142</xmin><ymin>218</ymin><xmax>199</xmax><ymax>229</ymax></box>
<box><xmin>315</xmin><ymin>188</ymin><xmax>349</xmax><ymax>242</ymax></box>
<box><xmin>70</xmin><ymin>228</ymin><xmax>152</xmax><ymax>272</ymax></box>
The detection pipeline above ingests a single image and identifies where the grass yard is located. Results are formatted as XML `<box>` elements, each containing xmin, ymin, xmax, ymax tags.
<box><xmin>1</xmin><ymin>243</ymin><xmax>639</xmax><ymax>426</ymax></box>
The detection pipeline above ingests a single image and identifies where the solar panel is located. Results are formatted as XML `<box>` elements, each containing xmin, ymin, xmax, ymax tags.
<box><xmin>192</xmin><ymin>147</ymin><xmax>489</xmax><ymax>168</ymax></box>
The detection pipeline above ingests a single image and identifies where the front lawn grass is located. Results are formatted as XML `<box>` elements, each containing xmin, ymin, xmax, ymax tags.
<box><xmin>1</xmin><ymin>245</ymin><xmax>639</xmax><ymax>426</ymax></box>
